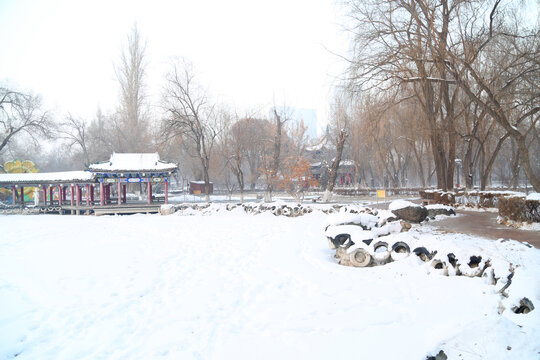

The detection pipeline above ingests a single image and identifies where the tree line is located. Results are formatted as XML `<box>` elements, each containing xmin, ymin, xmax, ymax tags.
<box><xmin>332</xmin><ymin>0</ymin><xmax>539</xmax><ymax>192</ymax></box>
<box><xmin>1</xmin><ymin>1</ymin><xmax>539</xmax><ymax>198</ymax></box>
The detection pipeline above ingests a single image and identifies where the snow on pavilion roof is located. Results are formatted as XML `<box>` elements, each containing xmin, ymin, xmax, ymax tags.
<box><xmin>0</xmin><ymin>171</ymin><xmax>95</xmax><ymax>185</ymax></box>
<box><xmin>88</xmin><ymin>153</ymin><xmax>177</xmax><ymax>173</ymax></box>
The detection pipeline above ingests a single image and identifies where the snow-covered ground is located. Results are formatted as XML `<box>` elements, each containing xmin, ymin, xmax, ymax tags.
<box><xmin>1</xmin><ymin>209</ymin><xmax>539</xmax><ymax>359</ymax></box>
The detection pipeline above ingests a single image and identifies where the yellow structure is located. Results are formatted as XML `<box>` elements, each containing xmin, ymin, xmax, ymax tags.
<box><xmin>1</xmin><ymin>160</ymin><xmax>39</xmax><ymax>199</ymax></box>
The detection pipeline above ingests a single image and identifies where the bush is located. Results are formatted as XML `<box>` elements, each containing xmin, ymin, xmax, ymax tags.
<box><xmin>498</xmin><ymin>196</ymin><xmax>540</xmax><ymax>223</ymax></box>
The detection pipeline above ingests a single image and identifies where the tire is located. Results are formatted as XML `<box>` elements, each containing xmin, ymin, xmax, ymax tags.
<box><xmin>413</xmin><ymin>247</ymin><xmax>432</xmax><ymax>262</ymax></box>
<box><xmin>327</xmin><ymin>237</ymin><xmax>337</xmax><ymax>250</ymax></box>
<box><xmin>372</xmin><ymin>241</ymin><xmax>391</xmax><ymax>265</ymax></box>
<box><xmin>430</xmin><ymin>259</ymin><xmax>449</xmax><ymax>276</ymax></box>
<box><xmin>333</xmin><ymin>234</ymin><xmax>352</xmax><ymax>248</ymax></box>
<box><xmin>513</xmin><ymin>298</ymin><xmax>535</xmax><ymax>314</ymax></box>
<box><xmin>391</xmin><ymin>241</ymin><xmax>410</xmax><ymax>261</ymax></box>
<box><xmin>349</xmin><ymin>248</ymin><xmax>372</xmax><ymax>267</ymax></box>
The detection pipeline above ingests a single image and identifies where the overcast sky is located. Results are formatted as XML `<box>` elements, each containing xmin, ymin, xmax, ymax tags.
<box><xmin>0</xmin><ymin>0</ymin><xmax>350</xmax><ymax>133</ymax></box>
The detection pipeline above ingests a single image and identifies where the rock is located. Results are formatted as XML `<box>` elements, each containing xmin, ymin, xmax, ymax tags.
<box><xmin>427</xmin><ymin>207</ymin><xmax>456</xmax><ymax>218</ymax></box>
<box><xmin>400</xmin><ymin>220</ymin><xmax>412</xmax><ymax>232</ymax></box>
<box><xmin>391</xmin><ymin>205</ymin><xmax>428</xmax><ymax>223</ymax></box>
<box><xmin>159</xmin><ymin>205</ymin><xmax>176</xmax><ymax>215</ymax></box>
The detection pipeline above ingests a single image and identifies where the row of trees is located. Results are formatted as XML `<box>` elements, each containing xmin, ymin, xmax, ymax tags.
<box><xmin>1</xmin><ymin>26</ymin><xmax>322</xmax><ymax>202</ymax></box>
<box><xmin>2</xmin><ymin>4</ymin><xmax>539</xmax><ymax>198</ymax></box>
<box><xmin>331</xmin><ymin>0</ymin><xmax>539</xmax><ymax>192</ymax></box>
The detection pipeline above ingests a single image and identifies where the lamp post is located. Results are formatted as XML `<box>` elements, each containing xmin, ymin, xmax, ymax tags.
<box><xmin>455</xmin><ymin>159</ymin><xmax>462</xmax><ymax>189</ymax></box>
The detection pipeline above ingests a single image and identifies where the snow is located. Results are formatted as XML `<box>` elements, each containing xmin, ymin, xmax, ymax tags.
<box><xmin>526</xmin><ymin>192</ymin><xmax>540</xmax><ymax>201</ymax></box>
<box><xmin>1</xmin><ymin>211</ymin><xmax>539</xmax><ymax>359</ymax></box>
<box><xmin>426</xmin><ymin>204</ymin><xmax>454</xmax><ymax>211</ymax></box>
<box><xmin>324</xmin><ymin>211</ymin><xmax>378</xmax><ymax>229</ymax></box>
<box><xmin>88</xmin><ymin>153</ymin><xmax>177</xmax><ymax>172</ymax></box>
<box><xmin>388</xmin><ymin>199</ymin><xmax>421</xmax><ymax>211</ymax></box>
<box><xmin>0</xmin><ymin>171</ymin><xmax>94</xmax><ymax>184</ymax></box>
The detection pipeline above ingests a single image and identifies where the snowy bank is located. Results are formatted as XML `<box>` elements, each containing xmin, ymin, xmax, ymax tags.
<box><xmin>0</xmin><ymin>212</ymin><xmax>538</xmax><ymax>360</ymax></box>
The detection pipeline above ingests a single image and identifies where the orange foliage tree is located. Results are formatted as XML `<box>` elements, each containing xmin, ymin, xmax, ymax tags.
<box><xmin>277</xmin><ymin>156</ymin><xmax>318</xmax><ymax>201</ymax></box>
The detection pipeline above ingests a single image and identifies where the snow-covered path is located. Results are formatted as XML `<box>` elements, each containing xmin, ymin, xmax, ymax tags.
<box><xmin>1</xmin><ymin>211</ymin><xmax>539</xmax><ymax>359</ymax></box>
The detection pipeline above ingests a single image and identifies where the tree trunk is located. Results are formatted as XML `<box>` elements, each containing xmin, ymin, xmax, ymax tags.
<box><xmin>324</xmin><ymin>129</ymin><xmax>347</xmax><ymax>200</ymax></box>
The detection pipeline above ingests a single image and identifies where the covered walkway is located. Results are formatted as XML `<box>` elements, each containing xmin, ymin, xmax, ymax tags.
<box><xmin>0</xmin><ymin>153</ymin><xmax>178</xmax><ymax>215</ymax></box>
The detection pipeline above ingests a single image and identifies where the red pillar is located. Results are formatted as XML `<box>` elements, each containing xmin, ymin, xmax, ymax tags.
<box><xmin>147</xmin><ymin>182</ymin><xmax>152</xmax><ymax>204</ymax></box>
<box><xmin>122</xmin><ymin>184</ymin><xmax>126</xmax><ymax>204</ymax></box>
<box><xmin>90</xmin><ymin>185</ymin><xmax>94</xmax><ymax>204</ymax></box>
<box><xmin>49</xmin><ymin>187</ymin><xmax>54</xmax><ymax>206</ymax></box>
<box><xmin>42</xmin><ymin>186</ymin><xmax>47</xmax><ymax>204</ymax></box>
<box><xmin>63</xmin><ymin>187</ymin><xmax>67</xmax><ymax>202</ymax></box>
<box><xmin>117</xmin><ymin>181</ymin><xmax>122</xmax><ymax>205</ymax></box>
<box><xmin>58</xmin><ymin>185</ymin><xmax>62</xmax><ymax>206</ymax></box>
<box><xmin>75</xmin><ymin>185</ymin><xmax>80</xmax><ymax>206</ymax></box>
<box><xmin>86</xmin><ymin>184</ymin><xmax>90</xmax><ymax>206</ymax></box>
<box><xmin>70</xmin><ymin>185</ymin><xmax>74</xmax><ymax>206</ymax></box>
<box><xmin>12</xmin><ymin>186</ymin><xmax>16</xmax><ymax>205</ymax></box>
<box><xmin>100</xmin><ymin>182</ymin><xmax>104</xmax><ymax>206</ymax></box>
<box><xmin>20</xmin><ymin>187</ymin><xmax>24</xmax><ymax>206</ymax></box>
<box><xmin>164</xmin><ymin>181</ymin><xmax>169</xmax><ymax>204</ymax></box>
<box><xmin>106</xmin><ymin>185</ymin><xmax>110</xmax><ymax>204</ymax></box>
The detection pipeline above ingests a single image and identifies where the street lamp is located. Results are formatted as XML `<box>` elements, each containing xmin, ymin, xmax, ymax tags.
<box><xmin>455</xmin><ymin>159</ymin><xmax>462</xmax><ymax>189</ymax></box>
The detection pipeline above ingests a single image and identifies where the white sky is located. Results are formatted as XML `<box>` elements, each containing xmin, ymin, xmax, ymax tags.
<box><xmin>0</xmin><ymin>0</ymin><xmax>350</xmax><ymax>134</ymax></box>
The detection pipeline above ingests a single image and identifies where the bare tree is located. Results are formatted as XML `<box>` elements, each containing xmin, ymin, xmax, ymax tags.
<box><xmin>58</xmin><ymin>114</ymin><xmax>90</xmax><ymax>166</ymax></box>
<box><xmin>445</xmin><ymin>1</ymin><xmax>540</xmax><ymax>191</ymax></box>
<box><xmin>0</xmin><ymin>87</ymin><xmax>52</xmax><ymax>156</ymax></box>
<box><xmin>322</xmin><ymin>91</ymin><xmax>350</xmax><ymax>202</ymax></box>
<box><xmin>114</xmin><ymin>24</ymin><xmax>150</xmax><ymax>152</ymax></box>
<box><xmin>259</xmin><ymin>107</ymin><xmax>290</xmax><ymax>202</ymax></box>
<box><xmin>162</xmin><ymin>61</ymin><xmax>221</xmax><ymax>203</ymax></box>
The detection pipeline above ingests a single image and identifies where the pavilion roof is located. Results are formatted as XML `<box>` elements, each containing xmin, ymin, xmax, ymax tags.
<box><xmin>88</xmin><ymin>153</ymin><xmax>177</xmax><ymax>173</ymax></box>
<box><xmin>0</xmin><ymin>171</ymin><xmax>95</xmax><ymax>186</ymax></box>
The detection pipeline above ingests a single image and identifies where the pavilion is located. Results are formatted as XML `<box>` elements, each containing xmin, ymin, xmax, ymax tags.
<box><xmin>0</xmin><ymin>153</ymin><xmax>178</xmax><ymax>215</ymax></box>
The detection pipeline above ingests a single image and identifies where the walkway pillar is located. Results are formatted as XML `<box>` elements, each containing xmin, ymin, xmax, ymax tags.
<box><xmin>63</xmin><ymin>187</ymin><xmax>67</xmax><ymax>203</ymax></box>
<box><xmin>20</xmin><ymin>187</ymin><xmax>24</xmax><ymax>206</ymax></box>
<box><xmin>58</xmin><ymin>185</ymin><xmax>62</xmax><ymax>206</ymax></box>
<box><xmin>49</xmin><ymin>187</ymin><xmax>54</xmax><ymax>206</ymax></box>
<box><xmin>12</xmin><ymin>186</ymin><xmax>16</xmax><ymax>205</ymax></box>
<box><xmin>90</xmin><ymin>185</ymin><xmax>94</xmax><ymax>204</ymax></box>
<box><xmin>86</xmin><ymin>184</ymin><xmax>90</xmax><ymax>206</ymax></box>
<box><xmin>75</xmin><ymin>185</ymin><xmax>80</xmax><ymax>207</ymax></box>
<box><xmin>122</xmin><ymin>184</ymin><xmax>126</xmax><ymax>204</ymax></box>
<box><xmin>70</xmin><ymin>185</ymin><xmax>74</xmax><ymax>206</ymax></box>
<box><xmin>117</xmin><ymin>181</ymin><xmax>122</xmax><ymax>205</ymax></box>
<box><xmin>164</xmin><ymin>181</ymin><xmax>168</xmax><ymax>204</ymax></box>
<box><xmin>42</xmin><ymin>186</ymin><xmax>47</xmax><ymax>204</ymax></box>
<box><xmin>147</xmin><ymin>182</ymin><xmax>152</xmax><ymax>204</ymax></box>
<box><xmin>100</xmin><ymin>182</ymin><xmax>104</xmax><ymax>206</ymax></box>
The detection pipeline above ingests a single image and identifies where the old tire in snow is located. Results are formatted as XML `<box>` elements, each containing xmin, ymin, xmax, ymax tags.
<box><xmin>413</xmin><ymin>247</ymin><xmax>432</xmax><ymax>262</ymax></box>
<box><xmin>327</xmin><ymin>237</ymin><xmax>337</xmax><ymax>250</ymax></box>
<box><xmin>372</xmin><ymin>241</ymin><xmax>391</xmax><ymax>265</ymax></box>
<box><xmin>349</xmin><ymin>248</ymin><xmax>372</xmax><ymax>267</ymax></box>
<box><xmin>430</xmin><ymin>259</ymin><xmax>449</xmax><ymax>276</ymax></box>
<box><xmin>391</xmin><ymin>241</ymin><xmax>410</xmax><ymax>261</ymax></box>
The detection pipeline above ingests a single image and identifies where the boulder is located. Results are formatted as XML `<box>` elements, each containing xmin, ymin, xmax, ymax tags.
<box><xmin>391</xmin><ymin>205</ymin><xmax>428</xmax><ymax>223</ymax></box>
<box><xmin>159</xmin><ymin>204</ymin><xmax>176</xmax><ymax>215</ymax></box>
<box><xmin>427</xmin><ymin>206</ymin><xmax>456</xmax><ymax>218</ymax></box>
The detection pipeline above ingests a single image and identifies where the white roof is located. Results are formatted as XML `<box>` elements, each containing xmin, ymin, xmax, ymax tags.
<box><xmin>0</xmin><ymin>171</ymin><xmax>95</xmax><ymax>185</ymax></box>
<box><xmin>89</xmin><ymin>153</ymin><xmax>177</xmax><ymax>173</ymax></box>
